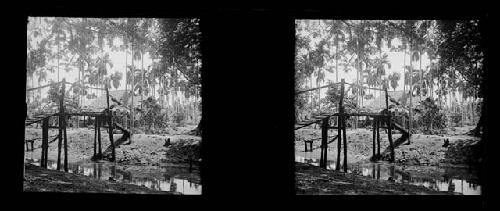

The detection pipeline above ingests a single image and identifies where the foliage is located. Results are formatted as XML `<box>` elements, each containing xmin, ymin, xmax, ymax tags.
<box><xmin>324</xmin><ymin>83</ymin><xmax>358</xmax><ymax>112</ymax></box>
<box><xmin>26</xmin><ymin>17</ymin><xmax>198</xmax><ymax>133</ymax></box>
<box><xmin>158</xmin><ymin>18</ymin><xmax>201</xmax><ymax>86</ymax></box>
<box><xmin>140</xmin><ymin>97</ymin><xmax>163</xmax><ymax>131</ymax></box>
<box><xmin>415</xmin><ymin>98</ymin><xmax>446</xmax><ymax>134</ymax></box>
<box><xmin>436</xmin><ymin>20</ymin><xmax>484</xmax><ymax>98</ymax></box>
<box><xmin>173</xmin><ymin>112</ymin><xmax>186</xmax><ymax>126</ymax></box>
<box><xmin>388</xmin><ymin>72</ymin><xmax>401</xmax><ymax>91</ymax></box>
<box><xmin>46</xmin><ymin>82</ymin><xmax>80</xmax><ymax>112</ymax></box>
<box><xmin>110</xmin><ymin>71</ymin><xmax>123</xmax><ymax>89</ymax></box>
<box><xmin>47</xmin><ymin>82</ymin><xmax>62</xmax><ymax>103</ymax></box>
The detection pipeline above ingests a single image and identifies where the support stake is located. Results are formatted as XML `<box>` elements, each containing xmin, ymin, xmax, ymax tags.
<box><xmin>321</xmin><ymin>117</ymin><xmax>329</xmax><ymax>169</ymax></box>
<box><xmin>42</xmin><ymin>118</ymin><xmax>49</xmax><ymax>168</ymax></box>
<box><xmin>377</xmin><ymin>117</ymin><xmax>381</xmax><ymax>157</ymax></box>
<box><xmin>336</xmin><ymin>79</ymin><xmax>345</xmax><ymax>171</ymax></box>
<box><xmin>94</xmin><ymin>116</ymin><xmax>97</xmax><ymax>157</ymax></box>
<box><xmin>106</xmin><ymin>85</ymin><xmax>115</xmax><ymax>162</ymax></box>
<box><xmin>63</xmin><ymin>114</ymin><xmax>68</xmax><ymax>172</ymax></box>
<box><xmin>385</xmin><ymin>88</ymin><xmax>395</xmax><ymax>162</ymax></box>
<box><xmin>372</xmin><ymin>116</ymin><xmax>376</xmax><ymax>159</ymax></box>
<box><xmin>342</xmin><ymin>114</ymin><xmax>348</xmax><ymax>173</ymax></box>
<box><xmin>98</xmin><ymin>116</ymin><xmax>102</xmax><ymax>156</ymax></box>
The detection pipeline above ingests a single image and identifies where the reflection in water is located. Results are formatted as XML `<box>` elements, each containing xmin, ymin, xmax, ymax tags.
<box><xmin>295</xmin><ymin>155</ymin><xmax>481</xmax><ymax>195</ymax></box>
<box><xmin>26</xmin><ymin>159</ymin><xmax>201</xmax><ymax>195</ymax></box>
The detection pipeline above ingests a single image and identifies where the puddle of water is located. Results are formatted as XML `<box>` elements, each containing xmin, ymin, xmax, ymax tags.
<box><xmin>25</xmin><ymin>158</ymin><xmax>201</xmax><ymax>195</ymax></box>
<box><xmin>295</xmin><ymin>153</ymin><xmax>481</xmax><ymax>195</ymax></box>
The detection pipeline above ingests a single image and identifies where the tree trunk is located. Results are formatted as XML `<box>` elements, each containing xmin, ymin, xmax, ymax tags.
<box><xmin>141</xmin><ymin>51</ymin><xmax>144</xmax><ymax>112</ymax></box>
<box><xmin>131</xmin><ymin>41</ymin><xmax>135</xmax><ymax>130</ymax></box>
<box><xmin>57</xmin><ymin>33</ymin><xmax>60</xmax><ymax>83</ymax></box>
<box><xmin>317</xmin><ymin>70</ymin><xmax>321</xmax><ymax>112</ymax></box>
<box><xmin>430</xmin><ymin>57</ymin><xmax>433</xmax><ymax>99</ymax></box>
<box><xmin>408</xmin><ymin>42</ymin><xmax>413</xmax><ymax>143</ymax></box>
<box><xmin>403</xmin><ymin>46</ymin><xmax>406</xmax><ymax>96</ymax></box>
<box><xmin>124</xmin><ymin>40</ymin><xmax>128</xmax><ymax>129</ymax></box>
<box><xmin>159</xmin><ymin>75</ymin><xmax>163</xmax><ymax>110</ymax></box>
<box><xmin>31</xmin><ymin>76</ymin><xmax>34</xmax><ymax>104</ymax></box>
<box><xmin>194</xmin><ymin>116</ymin><xmax>202</xmax><ymax>136</ymax></box>
<box><xmin>310</xmin><ymin>74</ymin><xmax>313</xmax><ymax>111</ymax></box>
<box><xmin>419</xmin><ymin>50</ymin><xmax>423</xmax><ymax>101</ymax></box>
<box><xmin>336</xmin><ymin>35</ymin><xmax>339</xmax><ymax>83</ymax></box>
<box><xmin>472</xmin><ymin>97</ymin><xmax>484</xmax><ymax>137</ymax></box>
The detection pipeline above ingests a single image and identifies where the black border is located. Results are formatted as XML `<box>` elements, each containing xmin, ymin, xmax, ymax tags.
<box><xmin>8</xmin><ymin>3</ymin><xmax>492</xmax><ymax>209</ymax></box>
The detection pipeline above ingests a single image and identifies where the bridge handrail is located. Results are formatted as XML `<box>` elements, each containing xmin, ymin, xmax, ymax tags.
<box><xmin>26</xmin><ymin>81</ymin><xmax>64</xmax><ymax>92</ymax></box>
<box><xmin>296</xmin><ymin>81</ymin><xmax>386</xmax><ymax>95</ymax></box>
<box><xmin>27</xmin><ymin>81</ymin><xmax>107</xmax><ymax>93</ymax></box>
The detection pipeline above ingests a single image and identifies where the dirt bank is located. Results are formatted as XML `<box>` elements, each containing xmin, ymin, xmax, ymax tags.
<box><xmin>115</xmin><ymin>134</ymin><xmax>201</xmax><ymax>166</ymax></box>
<box><xmin>295</xmin><ymin>126</ymin><xmax>481</xmax><ymax>167</ymax></box>
<box><xmin>23</xmin><ymin>163</ymin><xmax>173</xmax><ymax>194</ymax></box>
<box><xmin>296</xmin><ymin>162</ymin><xmax>452</xmax><ymax>195</ymax></box>
<box><xmin>24</xmin><ymin>127</ymin><xmax>201</xmax><ymax>167</ymax></box>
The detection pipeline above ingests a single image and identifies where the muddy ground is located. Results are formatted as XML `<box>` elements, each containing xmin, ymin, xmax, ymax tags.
<box><xmin>296</xmin><ymin>162</ymin><xmax>450</xmax><ymax>195</ymax></box>
<box><xmin>23</xmin><ymin>163</ymin><xmax>172</xmax><ymax>194</ymax></box>
<box><xmin>295</xmin><ymin>125</ymin><xmax>481</xmax><ymax>195</ymax></box>
<box><xmin>24</xmin><ymin>125</ymin><xmax>201</xmax><ymax>166</ymax></box>
<box><xmin>295</xmin><ymin>125</ymin><xmax>480</xmax><ymax>166</ymax></box>
<box><xmin>23</xmin><ymin>125</ymin><xmax>201</xmax><ymax>193</ymax></box>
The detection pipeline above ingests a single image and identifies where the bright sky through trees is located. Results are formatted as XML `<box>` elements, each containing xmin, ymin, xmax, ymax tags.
<box><xmin>297</xmin><ymin>21</ymin><xmax>430</xmax><ymax>98</ymax></box>
<box><xmin>28</xmin><ymin>33</ymin><xmax>152</xmax><ymax>97</ymax></box>
<box><xmin>27</xmin><ymin>17</ymin><xmax>201</xmax><ymax>113</ymax></box>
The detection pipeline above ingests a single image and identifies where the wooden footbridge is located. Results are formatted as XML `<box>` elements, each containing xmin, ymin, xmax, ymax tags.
<box><xmin>25</xmin><ymin>79</ymin><xmax>124</xmax><ymax>172</ymax></box>
<box><xmin>295</xmin><ymin>79</ymin><xmax>410</xmax><ymax>172</ymax></box>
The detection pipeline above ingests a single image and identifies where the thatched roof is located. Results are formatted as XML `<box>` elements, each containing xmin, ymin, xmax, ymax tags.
<box><xmin>87</xmin><ymin>90</ymin><xmax>142</xmax><ymax>111</ymax></box>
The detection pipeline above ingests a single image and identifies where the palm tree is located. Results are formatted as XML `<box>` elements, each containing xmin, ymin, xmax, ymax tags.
<box><xmin>110</xmin><ymin>71</ymin><xmax>123</xmax><ymax>90</ymax></box>
<box><xmin>388</xmin><ymin>72</ymin><xmax>401</xmax><ymax>91</ymax></box>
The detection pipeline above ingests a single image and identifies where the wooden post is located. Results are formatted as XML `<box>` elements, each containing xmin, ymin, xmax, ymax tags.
<box><xmin>106</xmin><ymin>85</ymin><xmax>116</xmax><ymax>161</ymax></box>
<box><xmin>336</xmin><ymin>80</ymin><xmax>345</xmax><ymax>171</ymax></box>
<box><xmin>94</xmin><ymin>116</ymin><xmax>97</xmax><ymax>157</ymax></box>
<box><xmin>376</xmin><ymin>164</ymin><xmax>380</xmax><ymax>179</ymax></box>
<box><xmin>42</xmin><ymin>118</ymin><xmax>49</xmax><ymax>168</ymax></box>
<box><xmin>98</xmin><ymin>116</ymin><xmax>102</xmax><ymax>156</ymax></box>
<box><xmin>385</xmin><ymin>88</ymin><xmax>395</xmax><ymax>162</ymax></box>
<box><xmin>342</xmin><ymin>114</ymin><xmax>348</xmax><ymax>173</ymax></box>
<box><xmin>336</xmin><ymin>114</ymin><xmax>341</xmax><ymax>171</ymax></box>
<box><xmin>321</xmin><ymin>117</ymin><xmax>329</xmax><ymax>169</ymax></box>
<box><xmin>371</xmin><ymin>164</ymin><xmax>376</xmax><ymax>179</ymax></box>
<box><xmin>339</xmin><ymin>80</ymin><xmax>348</xmax><ymax>172</ymax></box>
<box><xmin>63</xmin><ymin>114</ymin><xmax>68</xmax><ymax>172</ymax></box>
<box><xmin>387</xmin><ymin>115</ymin><xmax>395</xmax><ymax>162</ymax></box>
<box><xmin>320</xmin><ymin>136</ymin><xmax>324</xmax><ymax>166</ymax></box>
<box><xmin>372</xmin><ymin>116</ymin><xmax>376</xmax><ymax>159</ymax></box>
<box><xmin>61</xmin><ymin>81</ymin><xmax>68</xmax><ymax>172</ymax></box>
<box><xmin>377</xmin><ymin>117</ymin><xmax>381</xmax><ymax>157</ymax></box>
<box><xmin>57</xmin><ymin>80</ymin><xmax>65</xmax><ymax>170</ymax></box>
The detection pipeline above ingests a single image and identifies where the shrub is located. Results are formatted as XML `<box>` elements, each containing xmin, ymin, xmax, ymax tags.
<box><xmin>173</xmin><ymin>112</ymin><xmax>185</xmax><ymax>126</ymax></box>
<box><xmin>141</xmin><ymin>97</ymin><xmax>163</xmax><ymax>131</ymax></box>
<box><xmin>416</xmin><ymin>98</ymin><xmax>446</xmax><ymax>134</ymax></box>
